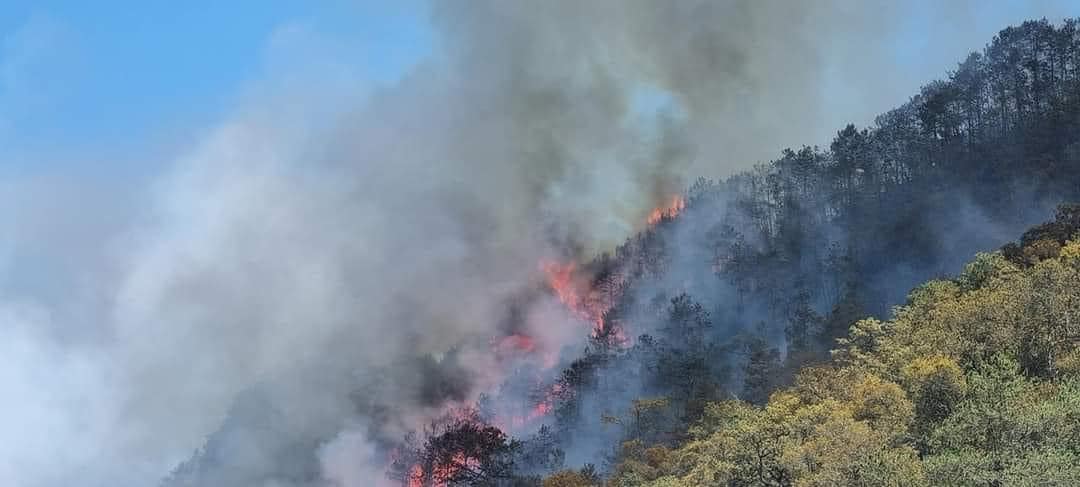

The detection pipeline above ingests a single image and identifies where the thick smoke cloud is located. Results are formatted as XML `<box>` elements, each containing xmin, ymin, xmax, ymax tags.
<box><xmin>1</xmin><ymin>1</ymin><xmax>1076</xmax><ymax>486</ymax></box>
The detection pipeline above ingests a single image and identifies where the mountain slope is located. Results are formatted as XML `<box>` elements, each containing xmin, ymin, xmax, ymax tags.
<box><xmin>585</xmin><ymin>206</ymin><xmax>1080</xmax><ymax>486</ymax></box>
<box><xmin>536</xmin><ymin>18</ymin><xmax>1080</xmax><ymax>471</ymax></box>
<box><xmin>164</xmin><ymin>19</ymin><xmax>1080</xmax><ymax>487</ymax></box>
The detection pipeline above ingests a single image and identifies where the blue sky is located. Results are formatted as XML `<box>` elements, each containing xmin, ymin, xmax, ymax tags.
<box><xmin>2</xmin><ymin>1</ymin><xmax>1077</xmax><ymax>177</ymax></box>
<box><xmin>4</xmin><ymin>4</ymin><xmax>1080</xmax><ymax>486</ymax></box>
<box><xmin>0</xmin><ymin>1</ymin><xmax>432</xmax><ymax>173</ymax></box>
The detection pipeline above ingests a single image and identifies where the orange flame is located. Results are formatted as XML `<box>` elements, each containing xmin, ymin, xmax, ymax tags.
<box><xmin>539</xmin><ymin>260</ymin><xmax>582</xmax><ymax>313</ymax></box>
<box><xmin>403</xmin><ymin>414</ymin><xmax>485</xmax><ymax>487</ymax></box>
<box><xmin>646</xmin><ymin>195</ymin><xmax>686</xmax><ymax>225</ymax></box>
<box><xmin>432</xmin><ymin>452</ymin><xmax>479</xmax><ymax>486</ymax></box>
<box><xmin>395</xmin><ymin>227</ymin><xmax>655</xmax><ymax>483</ymax></box>
<box><xmin>496</xmin><ymin>382</ymin><xmax>566</xmax><ymax>430</ymax></box>
<box><xmin>539</xmin><ymin>260</ymin><xmax>607</xmax><ymax>336</ymax></box>
<box><xmin>494</xmin><ymin>334</ymin><xmax>536</xmax><ymax>354</ymax></box>
<box><xmin>493</xmin><ymin>333</ymin><xmax>558</xmax><ymax>369</ymax></box>
<box><xmin>408</xmin><ymin>464</ymin><xmax>424</xmax><ymax>487</ymax></box>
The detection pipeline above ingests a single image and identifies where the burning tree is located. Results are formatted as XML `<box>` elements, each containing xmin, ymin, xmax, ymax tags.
<box><xmin>388</xmin><ymin>407</ymin><xmax>520</xmax><ymax>487</ymax></box>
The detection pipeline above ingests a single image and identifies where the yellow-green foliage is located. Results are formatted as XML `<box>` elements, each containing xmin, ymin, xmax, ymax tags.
<box><xmin>582</xmin><ymin>246</ymin><xmax>1080</xmax><ymax>487</ymax></box>
<box><xmin>607</xmin><ymin>388</ymin><xmax>926</xmax><ymax>486</ymax></box>
<box><xmin>544</xmin><ymin>470</ymin><xmax>598</xmax><ymax>487</ymax></box>
<box><xmin>1058</xmin><ymin>238</ymin><xmax>1080</xmax><ymax>263</ymax></box>
<box><xmin>880</xmin><ymin>250</ymin><xmax>1080</xmax><ymax>378</ymax></box>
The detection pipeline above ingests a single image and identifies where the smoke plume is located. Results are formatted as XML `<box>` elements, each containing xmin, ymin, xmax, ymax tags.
<box><xmin>1</xmin><ymin>1</ymin><xmax>1075</xmax><ymax>486</ymax></box>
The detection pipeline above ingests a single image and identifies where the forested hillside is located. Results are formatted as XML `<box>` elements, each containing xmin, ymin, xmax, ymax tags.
<box><xmin>554</xmin><ymin>206</ymin><xmax>1080</xmax><ymax>486</ymax></box>
<box><xmin>516</xmin><ymin>18</ymin><xmax>1080</xmax><ymax>478</ymax></box>
<box><xmin>163</xmin><ymin>19</ymin><xmax>1080</xmax><ymax>487</ymax></box>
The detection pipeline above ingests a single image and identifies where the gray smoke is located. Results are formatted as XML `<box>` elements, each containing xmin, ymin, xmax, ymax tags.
<box><xmin>1</xmin><ymin>1</ymin><xmax>1076</xmax><ymax>486</ymax></box>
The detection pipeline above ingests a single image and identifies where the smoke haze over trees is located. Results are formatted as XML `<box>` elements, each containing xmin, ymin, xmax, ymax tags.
<box><xmin>166</xmin><ymin>16</ymin><xmax>1080</xmax><ymax>487</ymax></box>
<box><xmin>3</xmin><ymin>3</ymin><xmax>1080</xmax><ymax>487</ymax></box>
<box><xmin>509</xmin><ymin>18</ymin><xmax>1080</xmax><ymax>483</ymax></box>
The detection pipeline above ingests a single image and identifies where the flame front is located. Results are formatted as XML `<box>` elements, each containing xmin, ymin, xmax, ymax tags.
<box><xmin>646</xmin><ymin>195</ymin><xmax>686</xmax><ymax>225</ymax></box>
<box><xmin>539</xmin><ymin>260</ymin><xmax>609</xmax><ymax>337</ymax></box>
<box><xmin>496</xmin><ymin>382</ymin><xmax>566</xmax><ymax>430</ymax></box>
<box><xmin>494</xmin><ymin>333</ymin><xmax>536</xmax><ymax>354</ymax></box>
<box><xmin>401</xmin><ymin>412</ymin><xmax>486</xmax><ymax>487</ymax></box>
<box><xmin>391</xmin><ymin>198</ymin><xmax>696</xmax><ymax>482</ymax></box>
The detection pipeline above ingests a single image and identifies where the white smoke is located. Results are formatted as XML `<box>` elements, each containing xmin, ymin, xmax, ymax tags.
<box><xmin>1</xmin><ymin>2</ymin><xmax>1077</xmax><ymax>486</ymax></box>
